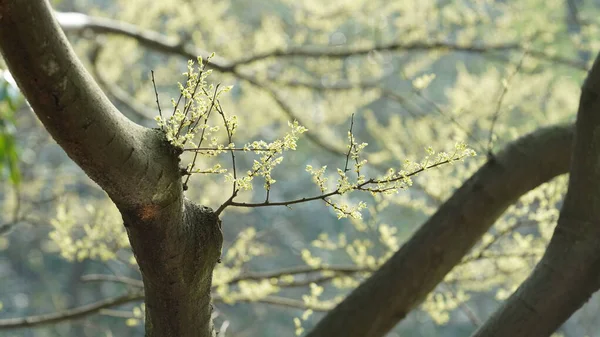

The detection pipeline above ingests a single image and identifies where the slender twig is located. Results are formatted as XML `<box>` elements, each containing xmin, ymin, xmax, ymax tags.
<box><xmin>82</xmin><ymin>265</ymin><xmax>372</xmax><ymax>291</ymax></box>
<box><xmin>277</xmin><ymin>275</ymin><xmax>338</xmax><ymax>288</ymax></box>
<box><xmin>81</xmin><ymin>274</ymin><xmax>144</xmax><ymax>288</ymax></box>
<box><xmin>225</xmin><ymin>265</ymin><xmax>373</xmax><ymax>284</ymax></box>
<box><xmin>182</xmin><ymin>84</ymin><xmax>220</xmax><ymax>190</ymax></box>
<box><xmin>343</xmin><ymin>113</ymin><xmax>355</xmax><ymax>173</ymax></box>
<box><xmin>213</xmin><ymin>295</ymin><xmax>332</xmax><ymax>312</ymax></box>
<box><xmin>231</xmin><ymin>41</ymin><xmax>587</xmax><ymax>70</ymax></box>
<box><xmin>461</xmin><ymin>219</ymin><xmax>539</xmax><ymax>264</ymax></box>
<box><xmin>151</xmin><ymin>70</ymin><xmax>163</xmax><ymax>122</ymax></box>
<box><xmin>88</xmin><ymin>42</ymin><xmax>156</xmax><ymax>122</ymax></box>
<box><xmin>488</xmin><ymin>52</ymin><xmax>527</xmax><ymax>154</ymax></box>
<box><xmin>236</xmin><ymin>74</ymin><xmax>346</xmax><ymax>157</ymax></box>
<box><xmin>176</xmin><ymin>64</ymin><xmax>209</xmax><ymax>137</ymax></box>
<box><xmin>184</xmin><ymin>147</ymin><xmax>277</xmax><ymax>152</ymax></box>
<box><xmin>214</xmin><ymin>98</ymin><xmax>238</xmax><ymax>196</ymax></box>
<box><xmin>440</xmin><ymin>283</ymin><xmax>482</xmax><ymax>327</ymax></box>
<box><xmin>407</xmin><ymin>79</ymin><xmax>486</xmax><ymax>153</ymax></box>
<box><xmin>191</xmin><ymin>84</ymin><xmax>220</xmax><ymax>144</ymax></box>
<box><xmin>98</xmin><ymin>309</ymin><xmax>136</xmax><ymax>318</ymax></box>
<box><xmin>461</xmin><ymin>251</ymin><xmax>542</xmax><ymax>264</ymax></box>
<box><xmin>222</xmin><ymin>156</ymin><xmax>463</xmax><ymax>210</ymax></box>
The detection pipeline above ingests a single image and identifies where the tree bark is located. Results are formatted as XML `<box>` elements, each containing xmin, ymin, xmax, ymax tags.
<box><xmin>1</xmin><ymin>1</ymin><xmax>589</xmax><ymax>337</ymax></box>
<box><xmin>0</xmin><ymin>2</ymin><xmax>222</xmax><ymax>337</ymax></box>
<box><xmin>470</xmin><ymin>51</ymin><xmax>600</xmax><ymax>337</ymax></box>
<box><xmin>307</xmin><ymin>124</ymin><xmax>573</xmax><ymax>337</ymax></box>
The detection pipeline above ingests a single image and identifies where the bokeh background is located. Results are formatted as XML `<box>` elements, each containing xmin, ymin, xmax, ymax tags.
<box><xmin>1</xmin><ymin>0</ymin><xmax>597</xmax><ymax>336</ymax></box>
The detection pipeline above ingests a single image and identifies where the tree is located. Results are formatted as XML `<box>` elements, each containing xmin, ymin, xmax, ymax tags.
<box><xmin>1</xmin><ymin>0</ymin><xmax>600</xmax><ymax>336</ymax></box>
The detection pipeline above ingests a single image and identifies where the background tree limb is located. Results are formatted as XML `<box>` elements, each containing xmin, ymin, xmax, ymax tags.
<box><xmin>470</xmin><ymin>51</ymin><xmax>600</xmax><ymax>337</ymax></box>
<box><xmin>307</xmin><ymin>123</ymin><xmax>574</xmax><ymax>337</ymax></box>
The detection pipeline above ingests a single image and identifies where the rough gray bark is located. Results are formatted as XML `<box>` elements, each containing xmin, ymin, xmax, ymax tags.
<box><xmin>0</xmin><ymin>1</ymin><xmax>222</xmax><ymax>337</ymax></box>
<box><xmin>470</xmin><ymin>51</ymin><xmax>600</xmax><ymax>337</ymax></box>
<box><xmin>1</xmin><ymin>1</ymin><xmax>591</xmax><ymax>337</ymax></box>
<box><xmin>307</xmin><ymin>124</ymin><xmax>573</xmax><ymax>337</ymax></box>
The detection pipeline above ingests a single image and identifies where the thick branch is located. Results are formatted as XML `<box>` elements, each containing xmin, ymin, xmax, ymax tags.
<box><xmin>0</xmin><ymin>1</ymin><xmax>181</xmax><ymax>208</ymax></box>
<box><xmin>0</xmin><ymin>293</ymin><xmax>143</xmax><ymax>329</ymax></box>
<box><xmin>1</xmin><ymin>3</ymin><xmax>222</xmax><ymax>337</ymax></box>
<box><xmin>470</xmin><ymin>52</ymin><xmax>600</xmax><ymax>337</ymax></box>
<box><xmin>307</xmin><ymin>123</ymin><xmax>574</xmax><ymax>337</ymax></box>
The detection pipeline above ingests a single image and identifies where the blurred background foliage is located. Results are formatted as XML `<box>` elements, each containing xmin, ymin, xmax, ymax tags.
<box><xmin>0</xmin><ymin>0</ymin><xmax>598</xmax><ymax>336</ymax></box>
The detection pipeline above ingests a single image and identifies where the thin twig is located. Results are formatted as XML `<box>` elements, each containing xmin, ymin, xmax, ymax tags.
<box><xmin>225</xmin><ymin>265</ymin><xmax>373</xmax><ymax>284</ymax></box>
<box><xmin>408</xmin><ymin>81</ymin><xmax>486</xmax><ymax>153</ymax></box>
<box><xmin>213</xmin><ymin>295</ymin><xmax>332</xmax><ymax>312</ymax></box>
<box><xmin>223</xmin><ymin>156</ymin><xmax>463</xmax><ymax>209</ymax></box>
<box><xmin>81</xmin><ymin>274</ymin><xmax>144</xmax><ymax>288</ymax></box>
<box><xmin>57</xmin><ymin>12</ymin><xmax>589</xmax><ymax>71</ymax></box>
<box><xmin>343</xmin><ymin>113</ymin><xmax>355</xmax><ymax>173</ymax></box>
<box><xmin>60</xmin><ymin>11</ymin><xmax>589</xmax><ymax>162</ymax></box>
<box><xmin>151</xmin><ymin>70</ymin><xmax>163</xmax><ymax>122</ymax></box>
<box><xmin>440</xmin><ymin>283</ymin><xmax>481</xmax><ymax>327</ymax></box>
<box><xmin>182</xmin><ymin>84</ymin><xmax>220</xmax><ymax>190</ymax></box>
<box><xmin>184</xmin><ymin>147</ymin><xmax>277</xmax><ymax>152</ymax></box>
<box><xmin>88</xmin><ymin>42</ymin><xmax>156</xmax><ymax>122</ymax></box>
<box><xmin>231</xmin><ymin>41</ymin><xmax>586</xmax><ymax>70</ymax></box>
<box><xmin>487</xmin><ymin>52</ymin><xmax>527</xmax><ymax>154</ymax></box>
<box><xmin>214</xmin><ymin>98</ymin><xmax>238</xmax><ymax>197</ymax></box>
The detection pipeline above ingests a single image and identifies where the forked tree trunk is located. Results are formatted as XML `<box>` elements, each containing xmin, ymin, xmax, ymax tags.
<box><xmin>0</xmin><ymin>1</ymin><xmax>222</xmax><ymax>336</ymax></box>
<box><xmin>3</xmin><ymin>1</ymin><xmax>600</xmax><ymax>337</ymax></box>
<box><xmin>469</xmin><ymin>51</ymin><xmax>600</xmax><ymax>337</ymax></box>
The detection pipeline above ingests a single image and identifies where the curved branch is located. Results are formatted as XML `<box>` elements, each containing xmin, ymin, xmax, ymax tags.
<box><xmin>87</xmin><ymin>42</ymin><xmax>157</xmax><ymax>124</ymax></box>
<box><xmin>0</xmin><ymin>1</ymin><xmax>181</xmax><ymax>208</ymax></box>
<box><xmin>53</xmin><ymin>11</ymin><xmax>586</xmax><ymax>160</ymax></box>
<box><xmin>306</xmin><ymin>123</ymin><xmax>574</xmax><ymax>337</ymax></box>
<box><xmin>0</xmin><ymin>293</ymin><xmax>143</xmax><ymax>330</ymax></box>
<box><xmin>56</xmin><ymin>13</ymin><xmax>587</xmax><ymax>71</ymax></box>
<box><xmin>56</xmin><ymin>11</ymin><xmax>345</xmax><ymax>157</ymax></box>
<box><xmin>470</xmin><ymin>52</ymin><xmax>600</xmax><ymax>337</ymax></box>
<box><xmin>56</xmin><ymin>12</ymin><xmax>233</xmax><ymax>72</ymax></box>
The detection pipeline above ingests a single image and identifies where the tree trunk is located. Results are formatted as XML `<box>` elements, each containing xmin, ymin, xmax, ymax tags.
<box><xmin>470</xmin><ymin>51</ymin><xmax>600</xmax><ymax>337</ymax></box>
<box><xmin>0</xmin><ymin>2</ymin><xmax>222</xmax><ymax>336</ymax></box>
<box><xmin>3</xmin><ymin>1</ymin><xmax>594</xmax><ymax>337</ymax></box>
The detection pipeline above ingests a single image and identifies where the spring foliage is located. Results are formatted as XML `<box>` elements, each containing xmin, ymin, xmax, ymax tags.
<box><xmin>2</xmin><ymin>0</ymin><xmax>594</xmax><ymax>335</ymax></box>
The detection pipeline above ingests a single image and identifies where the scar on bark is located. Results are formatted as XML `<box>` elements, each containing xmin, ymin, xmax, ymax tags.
<box><xmin>138</xmin><ymin>204</ymin><xmax>161</xmax><ymax>221</ymax></box>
